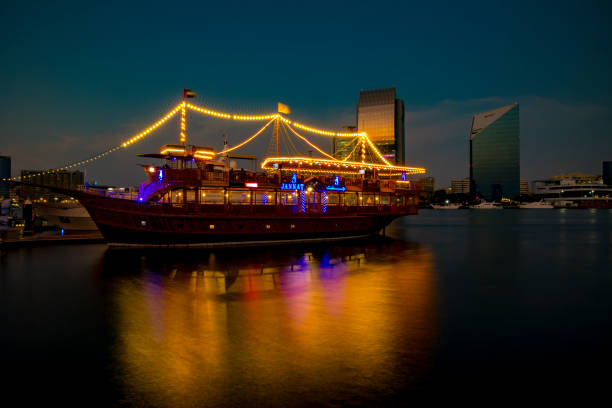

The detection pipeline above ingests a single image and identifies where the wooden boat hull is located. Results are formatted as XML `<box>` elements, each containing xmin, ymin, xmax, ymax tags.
<box><xmin>76</xmin><ymin>193</ymin><xmax>415</xmax><ymax>246</ymax></box>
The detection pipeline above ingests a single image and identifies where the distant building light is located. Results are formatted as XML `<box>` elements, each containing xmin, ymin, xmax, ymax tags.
<box><xmin>245</xmin><ymin>182</ymin><xmax>258</xmax><ymax>188</ymax></box>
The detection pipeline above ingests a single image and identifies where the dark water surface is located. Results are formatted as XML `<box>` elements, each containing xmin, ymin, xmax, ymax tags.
<box><xmin>1</xmin><ymin>210</ymin><xmax>611</xmax><ymax>405</ymax></box>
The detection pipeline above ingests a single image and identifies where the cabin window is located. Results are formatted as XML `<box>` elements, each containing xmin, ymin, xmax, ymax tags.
<box><xmin>140</xmin><ymin>220</ymin><xmax>147</xmax><ymax>227</ymax></box>
<box><xmin>281</xmin><ymin>192</ymin><xmax>296</xmax><ymax>205</ymax></box>
<box><xmin>171</xmin><ymin>190</ymin><xmax>183</xmax><ymax>204</ymax></box>
<box><xmin>256</xmin><ymin>191</ymin><xmax>275</xmax><ymax>205</ymax></box>
<box><xmin>344</xmin><ymin>193</ymin><xmax>358</xmax><ymax>206</ymax></box>
<box><xmin>209</xmin><ymin>224</ymin><xmax>215</xmax><ymax>230</ymax></box>
<box><xmin>380</xmin><ymin>195</ymin><xmax>390</xmax><ymax>205</ymax></box>
<box><xmin>265</xmin><ymin>224</ymin><xmax>271</xmax><ymax>229</ymax></box>
<box><xmin>229</xmin><ymin>191</ymin><xmax>250</xmax><ymax>204</ymax></box>
<box><xmin>290</xmin><ymin>224</ymin><xmax>295</xmax><ymax>229</ymax></box>
<box><xmin>327</xmin><ymin>193</ymin><xmax>340</xmax><ymax>206</ymax></box>
<box><xmin>186</xmin><ymin>190</ymin><xmax>196</xmax><ymax>203</ymax></box>
<box><xmin>201</xmin><ymin>190</ymin><xmax>224</xmax><ymax>204</ymax></box>
<box><xmin>363</xmin><ymin>194</ymin><xmax>375</xmax><ymax>206</ymax></box>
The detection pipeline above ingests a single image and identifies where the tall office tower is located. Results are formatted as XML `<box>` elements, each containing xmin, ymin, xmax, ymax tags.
<box><xmin>356</xmin><ymin>88</ymin><xmax>405</xmax><ymax>165</ymax></box>
<box><xmin>469</xmin><ymin>103</ymin><xmax>520</xmax><ymax>201</ymax></box>
<box><xmin>333</xmin><ymin>126</ymin><xmax>359</xmax><ymax>160</ymax></box>
<box><xmin>0</xmin><ymin>156</ymin><xmax>10</xmax><ymax>198</ymax></box>
<box><xmin>603</xmin><ymin>161</ymin><xmax>612</xmax><ymax>185</ymax></box>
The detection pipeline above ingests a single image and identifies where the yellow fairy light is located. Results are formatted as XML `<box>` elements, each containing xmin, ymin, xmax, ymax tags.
<box><xmin>289</xmin><ymin>121</ymin><xmax>363</xmax><ymax>138</ymax></box>
<box><xmin>284</xmin><ymin>123</ymin><xmax>337</xmax><ymax>160</ymax></box>
<box><xmin>363</xmin><ymin>134</ymin><xmax>392</xmax><ymax>166</ymax></box>
<box><xmin>186</xmin><ymin>103</ymin><xmax>276</xmax><ymax>121</ymax></box>
<box><xmin>215</xmin><ymin>117</ymin><xmax>276</xmax><ymax>155</ymax></box>
<box><xmin>261</xmin><ymin>156</ymin><xmax>426</xmax><ymax>174</ymax></box>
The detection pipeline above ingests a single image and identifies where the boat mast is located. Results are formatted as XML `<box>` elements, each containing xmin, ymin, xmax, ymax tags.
<box><xmin>275</xmin><ymin>116</ymin><xmax>279</xmax><ymax>156</ymax></box>
<box><xmin>180</xmin><ymin>90</ymin><xmax>188</xmax><ymax>169</ymax></box>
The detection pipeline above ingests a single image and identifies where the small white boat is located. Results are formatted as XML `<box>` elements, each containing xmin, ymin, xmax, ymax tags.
<box><xmin>520</xmin><ymin>200</ymin><xmax>554</xmax><ymax>209</ymax></box>
<box><xmin>35</xmin><ymin>202</ymin><xmax>98</xmax><ymax>231</ymax></box>
<box><xmin>432</xmin><ymin>203</ymin><xmax>461</xmax><ymax>210</ymax></box>
<box><xmin>469</xmin><ymin>201</ymin><xmax>502</xmax><ymax>210</ymax></box>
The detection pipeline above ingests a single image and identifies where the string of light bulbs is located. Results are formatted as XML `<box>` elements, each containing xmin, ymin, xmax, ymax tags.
<box><xmin>2</xmin><ymin>98</ymin><xmax>407</xmax><ymax>183</ymax></box>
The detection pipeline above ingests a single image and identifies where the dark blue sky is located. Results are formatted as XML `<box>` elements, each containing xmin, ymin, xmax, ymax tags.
<box><xmin>1</xmin><ymin>0</ymin><xmax>610</xmax><ymax>187</ymax></box>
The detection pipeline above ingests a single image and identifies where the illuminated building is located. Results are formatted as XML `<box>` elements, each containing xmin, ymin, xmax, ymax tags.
<box><xmin>451</xmin><ymin>178</ymin><xmax>470</xmax><ymax>194</ymax></box>
<box><xmin>419</xmin><ymin>177</ymin><xmax>434</xmax><ymax>201</ymax></box>
<box><xmin>356</xmin><ymin>88</ymin><xmax>405</xmax><ymax>165</ymax></box>
<box><xmin>0</xmin><ymin>155</ymin><xmax>10</xmax><ymax>198</ymax></box>
<box><xmin>533</xmin><ymin>173</ymin><xmax>610</xmax><ymax>201</ymax></box>
<box><xmin>469</xmin><ymin>103</ymin><xmax>520</xmax><ymax>201</ymax></box>
<box><xmin>520</xmin><ymin>179</ymin><xmax>530</xmax><ymax>195</ymax></box>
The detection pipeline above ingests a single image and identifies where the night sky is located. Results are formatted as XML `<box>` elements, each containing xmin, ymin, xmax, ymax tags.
<box><xmin>1</xmin><ymin>0</ymin><xmax>610</xmax><ymax>188</ymax></box>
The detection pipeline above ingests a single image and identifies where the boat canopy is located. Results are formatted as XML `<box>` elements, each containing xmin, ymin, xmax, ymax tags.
<box><xmin>137</xmin><ymin>144</ymin><xmax>216</xmax><ymax>161</ymax></box>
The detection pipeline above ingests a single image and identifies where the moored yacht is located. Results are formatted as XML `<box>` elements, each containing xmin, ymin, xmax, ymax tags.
<box><xmin>470</xmin><ymin>201</ymin><xmax>502</xmax><ymax>210</ymax></box>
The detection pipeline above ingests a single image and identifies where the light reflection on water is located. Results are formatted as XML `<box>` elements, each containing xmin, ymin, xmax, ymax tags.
<box><xmin>3</xmin><ymin>210</ymin><xmax>611</xmax><ymax>405</ymax></box>
<box><xmin>102</xmin><ymin>239</ymin><xmax>437</xmax><ymax>406</ymax></box>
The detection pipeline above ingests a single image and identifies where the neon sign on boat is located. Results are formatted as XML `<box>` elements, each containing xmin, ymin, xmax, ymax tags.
<box><xmin>281</xmin><ymin>174</ymin><xmax>304</xmax><ymax>191</ymax></box>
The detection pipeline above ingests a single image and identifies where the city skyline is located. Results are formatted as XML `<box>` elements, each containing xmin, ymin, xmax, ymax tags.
<box><xmin>1</xmin><ymin>1</ymin><xmax>610</xmax><ymax>187</ymax></box>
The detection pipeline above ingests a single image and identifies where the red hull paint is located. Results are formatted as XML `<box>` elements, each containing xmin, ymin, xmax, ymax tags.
<box><xmin>75</xmin><ymin>193</ymin><xmax>416</xmax><ymax>246</ymax></box>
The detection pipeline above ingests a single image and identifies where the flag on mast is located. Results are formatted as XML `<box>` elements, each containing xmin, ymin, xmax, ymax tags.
<box><xmin>277</xmin><ymin>102</ymin><xmax>290</xmax><ymax>114</ymax></box>
<box><xmin>184</xmin><ymin>89</ymin><xmax>196</xmax><ymax>98</ymax></box>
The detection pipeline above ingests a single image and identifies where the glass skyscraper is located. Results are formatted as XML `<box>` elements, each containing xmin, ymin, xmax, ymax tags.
<box><xmin>335</xmin><ymin>88</ymin><xmax>405</xmax><ymax>165</ymax></box>
<box><xmin>0</xmin><ymin>156</ymin><xmax>10</xmax><ymax>198</ymax></box>
<box><xmin>470</xmin><ymin>103</ymin><xmax>520</xmax><ymax>201</ymax></box>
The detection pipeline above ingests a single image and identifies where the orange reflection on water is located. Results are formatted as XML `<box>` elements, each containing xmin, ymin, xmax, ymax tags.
<box><xmin>107</xmin><ymin>240</ymin><xmax>437</xmax><ymax>406</ymax></box>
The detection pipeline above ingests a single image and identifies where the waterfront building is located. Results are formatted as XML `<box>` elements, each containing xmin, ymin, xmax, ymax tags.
<box><xmin>520</xmin><ymin>179</ymin><xmax>530</xmax><ymax>195</ymax></box>
<box><xmin>451</xmin><ymin>178</ymin><xmax>470</xmax><ymax>194</ymax></box>
<box><xmin>0</xmin><ymin>155</ymin><xmax>10</xmax><ymax>198</ymax></box>
<box><xmin>469</xmin><ymin>103</ymin><xmax>520</xmax><ymax>201</ymax></box>
<box><xmin>533</xmin><ymin>173</ymin><xmax>611</xmax><ymax>206</ymax></box>
<box><xmin>419</xmin><ymin>177</ymin><xmax>435</xmax><ymax>201</ymax></box>
<box><xmin>356</xmin><ymin>88</ymin><xmax>405</xmax><ymax>165</ymax></box>
<box><xmin>603</xmin><ymin>161</ymin><xmax>612</xmax><ymax>185</ymax></box>
<box><xmin>19</xmin><ymin>170</ymin><xmax>84</xmax><ymax>201</ymax></box>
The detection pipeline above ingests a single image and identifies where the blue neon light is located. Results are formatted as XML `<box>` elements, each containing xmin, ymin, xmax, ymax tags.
<box><xmin>282</xmin><ymin>174</ymin><xmax>304</xmax><ymax>190</ymax></box>
<box><xmin>322</xmin><ymin>191</ymin><xmax>327</xmax><ymax>213</ymax></box>
<box><xmin>158</xmin><ymin>169</ymin><xmax>164</xmax><ymax>181</ymax></box>
<box><xmin>281</xmin><ymin>182</ymin><xmax>304</xmax><ymax>191</ymax></box>
<box><xmin>326</xmin><ymin>175</ymin><xmax>345</xmax><ymax>191</ymax></box>
<box><xmin>401</xmin><ymin>171</ymin><xmax>406</xmax><ymax>181</ymax></box>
